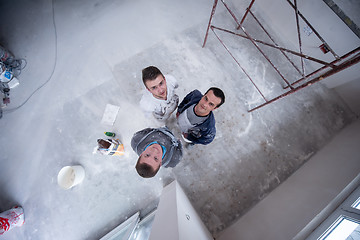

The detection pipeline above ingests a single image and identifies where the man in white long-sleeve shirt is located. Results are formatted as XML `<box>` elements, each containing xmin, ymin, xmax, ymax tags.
<box><xmin>139</xmin><ymin>66</ymin><xmax>179</xmax><ymax>123</ymax></box>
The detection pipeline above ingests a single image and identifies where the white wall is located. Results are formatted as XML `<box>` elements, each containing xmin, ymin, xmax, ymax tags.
<box><xmin>148</xmin><ymin>182</ymin><xmax>179</xmax><ymax>240</ymax></box>
<box><xmin>249</xmin><ymin>0</ymin><xmax>360</xmax><ymax>58</ymax></box>
<box><xmin>217</xmin><ymin>119</ymin><xmax>360</xmax><ymax>240</ymax></box>
<box><xmin>149</xmin><ymin>181</ymin><xmax>213</xmax><ymax>240</ymax></box>
<box><xmin>176</xmin><ymin>182</ymin><xmax>214</xmax><ymax>240</ymax></box>
<box><xmin>229</xmin><ymin>0</ymin><xmax>360</xmax><ymax>107</ymax></box>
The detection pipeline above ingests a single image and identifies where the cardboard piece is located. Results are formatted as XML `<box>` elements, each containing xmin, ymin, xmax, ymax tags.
<box><xmin>101</xmin><ymin>104</ymin><xmax>120</xmax><ymax>125</ymax></box>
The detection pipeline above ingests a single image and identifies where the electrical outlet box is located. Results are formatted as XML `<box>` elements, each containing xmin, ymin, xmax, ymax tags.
<box><xmin>319</xmin><ymin>44</ymin><xmax>330</xmax><ymax>54</ymax></box>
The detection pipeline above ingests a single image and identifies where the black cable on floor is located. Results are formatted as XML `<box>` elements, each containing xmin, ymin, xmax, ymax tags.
<box><xmin>3</xmin><ymin>0</ymin><xmax>58</xmax><ymax>114</ymax></box>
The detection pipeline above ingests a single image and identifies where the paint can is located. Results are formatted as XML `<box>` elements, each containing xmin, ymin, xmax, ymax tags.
<box><xmin>0</xmin><ymin>206</ymin><xmax>25</xmax><ymax>235</ymax></box>
<box><xmin>57</xmin><ymin>165</ymin><xmax>85</xmax><ymax>189</ymax></box>
<box><xmin>96</xmin><ymin>138</ymin><xmax>125</xmax><ymax>156</ymax></box>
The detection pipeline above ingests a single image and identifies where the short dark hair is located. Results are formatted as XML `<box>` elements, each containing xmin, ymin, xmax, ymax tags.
<box><xmin>135</xmin><ymin>155</ymin><xmax>160</xmax><ymax>178</ymax></box>
<box><xmin>142</xmin><ymin>66</ymin><xmax>163</xmax><ymax>86</ymax></box>
<box><xmin>205</xmin><ymin>87</ymin><xmax>225</xmax><ymax>108</ymax></box>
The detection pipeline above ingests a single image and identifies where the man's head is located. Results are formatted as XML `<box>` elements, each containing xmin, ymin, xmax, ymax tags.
<box><xmin>142</xmin><ymin>66</ymin><xmax>167</xmax><ymax>100</ymax></box>
<box><xmin>135</xmin><ymin>143</ymin><xmax>163</xmax><ymax>178</ymax></box>
<box><xmin>194</xmin><ymin>87</ymin><xmax>225</xmax><ymax>116</ymax></box>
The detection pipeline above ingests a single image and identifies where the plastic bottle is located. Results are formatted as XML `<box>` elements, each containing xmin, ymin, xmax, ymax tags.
<box><xmin>104</xmin><ymin>132</ymin><xmax>115</xmax><ymax>137</ymax></box>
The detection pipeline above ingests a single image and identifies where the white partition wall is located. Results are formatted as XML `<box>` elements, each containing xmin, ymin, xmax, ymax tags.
<box><xmin>217</xmin><ymin>120</ymin><xmax>360</xmax><ymax>240</ymax></box>
<box><xmin>248</xmin><ymin>0</ymin><xmax>360</xmax><ymax>88</ymax></box>
<box><xmin>149</xmin><ymin>181</ymin><xmax>213</xmax><ymax>240</ymax></box>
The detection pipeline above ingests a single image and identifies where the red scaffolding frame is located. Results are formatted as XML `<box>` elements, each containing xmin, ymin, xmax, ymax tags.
<box><xmin>202</xmin><ymin>0</ymin><xmax>360</xmax><ymax>112</ymax></box>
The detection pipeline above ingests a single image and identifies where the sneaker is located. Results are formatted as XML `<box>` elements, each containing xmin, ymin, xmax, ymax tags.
<box><xmin>181</xmin><ymin>134</ymin><xmax>193</xmax><ymax>143</ymax></box>
<box><xmin>185</xmin><ymin>142</ymin><xmax>195</xmax><ymax>150</ymax></box>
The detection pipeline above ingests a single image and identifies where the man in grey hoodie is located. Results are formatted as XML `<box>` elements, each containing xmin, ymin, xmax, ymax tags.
<box><xmin>131</xmin><ymin>127</ymin><xmax>183</xmax><ymax>178</ymax></box>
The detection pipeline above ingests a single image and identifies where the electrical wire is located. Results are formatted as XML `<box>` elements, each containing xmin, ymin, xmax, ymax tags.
<box><xmin>0</xmin><ymin>59</ymin><xmax>27</xmax><ymax>84</ymax></box>
<box><xmin>7</xmin><ymin>58</ymin><xmax>27</xmax><ymax>78</ymax></box>
<box><xmin>3</xmin><ymin>0</ymin><xmax>58</xmax><ymax>114</ymax></box>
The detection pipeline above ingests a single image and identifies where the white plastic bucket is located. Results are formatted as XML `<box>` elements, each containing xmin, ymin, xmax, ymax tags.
<box><xmin>57</xmin><ymin>165</ymin><xmax>85</xmax><ymax>189</ymax></box>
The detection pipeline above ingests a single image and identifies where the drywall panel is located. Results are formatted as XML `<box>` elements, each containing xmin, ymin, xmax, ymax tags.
<box><xmin>148</xmin><ymin>182</ymin><xmax>179</xmax><ymax>240</ymax></box>
<box><xmin>217</xmin><ymin>120</ymin><xmax>360</xmax><ymax>240</ymax></box>
<box><xmin>149</xmin><ymin>181</ymin><xmax>213</xmax><ymax>240</ymax></box>
<box><xmin>176</xmin><ymin>182</ymin><xmax>213</xmax><ymax>240</ymax></box>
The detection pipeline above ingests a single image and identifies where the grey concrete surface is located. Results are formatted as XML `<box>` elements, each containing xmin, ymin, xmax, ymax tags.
<box><xmin>0</xmin><ymin>0</ymin><xmax>356</xmax><ymax>239</ymax></box>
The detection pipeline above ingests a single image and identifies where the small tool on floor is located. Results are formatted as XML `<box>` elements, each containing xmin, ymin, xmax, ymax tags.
<box><xmin>104</xmin><ymin>131</ymin><xmax>115</xmax><ymax>137</ymax></box>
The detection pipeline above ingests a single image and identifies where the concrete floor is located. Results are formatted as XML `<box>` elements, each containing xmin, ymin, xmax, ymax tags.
<box><xmin>0</xmin><ymin>0</ymin><xmax>356</xmax><ymax>239</ymax></box>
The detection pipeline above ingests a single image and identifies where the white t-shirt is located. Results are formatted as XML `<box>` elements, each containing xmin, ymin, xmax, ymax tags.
<box><xmin>140</xmin><ymin>74</ymin><xmax>179</xmax><ymax>122</ymax></box>
<box><xmin>177</xmin><ymin>104</ymin><xmax>208</xmax><ymax>134</ymax></box>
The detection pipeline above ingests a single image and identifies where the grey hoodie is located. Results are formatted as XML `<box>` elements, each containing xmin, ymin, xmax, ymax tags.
<box><xmin>131</xmin><ymin>127</ymin><xmax>183</xmax><ymax>168</ymax></box>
